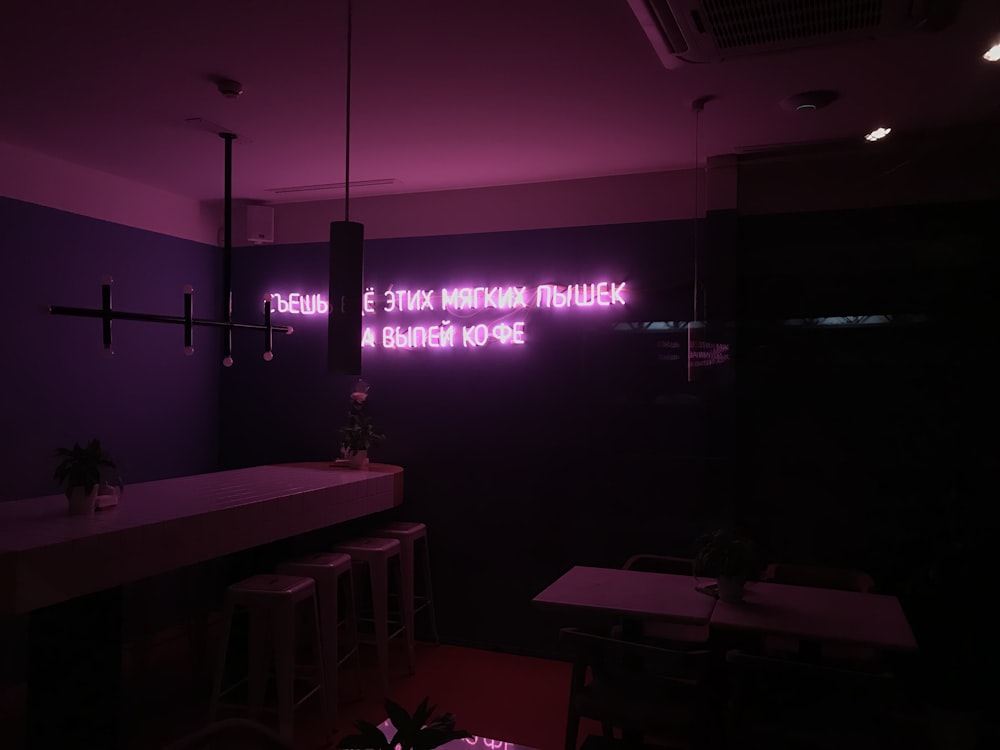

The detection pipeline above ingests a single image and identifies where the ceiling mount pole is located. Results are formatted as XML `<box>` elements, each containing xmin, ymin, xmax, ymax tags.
<box><xmin>221</xmin><ymin>131</ymin><xmax>237</xmax><ymax>366</ymax></box>
<box><xmin>344</xmin><ymin>0</ymin><xmax>353</xmax><ymax>222</ymax></box>
<box><xmin>328</xmin><ymin>0</ymin><xmax>364</xmax><ymax>374</ymax></box>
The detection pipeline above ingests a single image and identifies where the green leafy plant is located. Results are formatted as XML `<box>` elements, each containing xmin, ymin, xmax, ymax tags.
<box><xmin>340</xmin><ymin>379</ymin><xmax>385</xmax><ymax>456</ymax></box>
<box><xmin>53</xmin><ymin>439</ymin><xmax>116</xmax><ymax>499</ymax></box>
<box><xmin>693</xmin><ymin>528</ymin><xmax>760</xmax><ymax>582</ymax></box>
<box><xmin>339</xmin><ymin>697</ymin><xmax>471</xmax><ymax>750</ymax></box>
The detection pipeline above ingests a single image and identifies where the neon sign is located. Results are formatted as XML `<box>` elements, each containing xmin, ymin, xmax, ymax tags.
<box><xmin>269</xmin><ymin>292</ymin><xmax>328</xmax><ymax>315</ymax></box>
<box><xmin>269</xmin><ymin>279</ymin><xmax>627</xmax><ymax>350</ymax></box>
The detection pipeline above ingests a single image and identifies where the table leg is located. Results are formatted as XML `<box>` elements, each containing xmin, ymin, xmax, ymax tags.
<box><xmin>26</xmin><ymin>587</ymin><xmax>124</xmax><ymax>749</ymax></box>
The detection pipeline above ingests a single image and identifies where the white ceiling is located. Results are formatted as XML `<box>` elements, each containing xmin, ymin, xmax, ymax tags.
<box><xmin>1</xmin><ymin>0</ymin><xmax>998</xmax><ymax>204</ymax></box>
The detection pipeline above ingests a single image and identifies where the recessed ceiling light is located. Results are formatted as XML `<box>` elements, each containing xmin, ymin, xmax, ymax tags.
<box><xmin>984</xmin><ymin>42</ymin><xmax>1000</xmax><ymax>61</ymax></box>
<box><xmin>864</xmin><ymin>127</ymin><xmax>892</xmax><ymax>142</ymax></box>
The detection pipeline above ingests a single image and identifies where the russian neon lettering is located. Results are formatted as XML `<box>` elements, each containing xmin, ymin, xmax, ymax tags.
<box><xmin>270</xmin><ymin>293</ymin><xmax>329</xmax><ymax>315</ymax></box>
<box><xmin>270</xmin><ymin>278</ymin><xmax>625</xmax><ymax>352</ymax></box>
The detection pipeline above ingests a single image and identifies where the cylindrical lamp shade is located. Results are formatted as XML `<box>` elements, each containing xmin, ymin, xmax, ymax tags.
<box><xmin>328</xmin><ymin>220</ymin><xmax>364</xmax><ymax>374</ymax></box>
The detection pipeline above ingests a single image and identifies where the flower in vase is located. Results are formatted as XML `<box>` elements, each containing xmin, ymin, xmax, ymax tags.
<box><xmin>340</xmin><ymin>379</ymin><xmax>385</xmax><ymax>457</ymax></box>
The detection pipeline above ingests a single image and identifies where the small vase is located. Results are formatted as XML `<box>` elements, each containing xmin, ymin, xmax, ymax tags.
<box><xmin>67</xmin><ymin>486</ymin><xmax>97</xmax><ymax>515</ymax></box>
<box><xmin>346</xmin><ymin>449</ymin><xmax>369</xmax><ymax>469</ymax></box>
<box><xmin>716</xmin><ymin>575</ymin><xmax>745</xmax><ymax>603</ymax></box>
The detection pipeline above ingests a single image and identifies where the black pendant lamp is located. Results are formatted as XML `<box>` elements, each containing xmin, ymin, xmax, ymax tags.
<box><xmin>329</xmin><ymin>0</ymin><xmax>364</xmax><ymax>374</ymax></box>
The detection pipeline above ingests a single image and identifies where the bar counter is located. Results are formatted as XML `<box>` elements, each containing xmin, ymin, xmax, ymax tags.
<box><xmin>1</xmin><ymin>461</ymin><xmax>403</xmax><ymax>748</ymax></box>
<box><xmin>0</xmin><ymin>461</ymin><xmax>403</xmax><ymax>617</ymax></box>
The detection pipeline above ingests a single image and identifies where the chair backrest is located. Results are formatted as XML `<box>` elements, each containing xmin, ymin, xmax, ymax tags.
<box><xmin>725</xmin><ymin>648</ymin><xmax>895</xmax><ymax>721</ymax></box>
<box><xmin>761</xmin><ymin>562</ymin><xmax>876</xmax><ymax>592</ymax></box>
<box><xmin>560</xmin><ymin>627</ymin><xmax>714</xmax><ymax>686</ymax></box>
<box><xmin>622</xmin><ymin>553</ymin><xmax>695</xmax><ymax>576</ymax></box>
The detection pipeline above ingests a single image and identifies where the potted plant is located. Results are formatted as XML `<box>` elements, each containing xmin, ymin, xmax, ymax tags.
<box><xmin>53</xmin><ymin>438</ymin><xmax>116</xmax><ymax>515</ymax></box>
<box><xmin>339</xmin><ymin>697</ymin><xmax>471</xmax><ymax>750</ymax></box>
<box><xmin>693</xmin><ymin>528</ymin><xmax>760</xmax><ymax>603</ymax></box>
<box><xmin>339</xmin><ymin>379</ymin><xmax>385</xmax><ymax>468</ymax></box>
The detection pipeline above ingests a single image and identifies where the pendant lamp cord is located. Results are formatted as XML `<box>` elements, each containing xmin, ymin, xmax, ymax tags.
<box><xmin>344</xmin><ymin>0</ymin><xmax>354</xmax><ymax>222</ymax></box>
<box><xmin>688</xmin><ymin>95</ymin><xmax>711</xmax><ymax>383</ymax></box>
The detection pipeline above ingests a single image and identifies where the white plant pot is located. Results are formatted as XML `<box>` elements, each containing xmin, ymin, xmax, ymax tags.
<box><xmin>67</xmin><ymin>486</ymin><xmax>97</xmax><ymax>515</ymax></box>
<box><xmin>717</xmin><ymin>575</ymin><xmax>746</xmax><ymax>603</ymax></box>
<box><xmin>346</xmin><ymin>449</ymin><xmax>369</xmax><ymax>469</ymax></box>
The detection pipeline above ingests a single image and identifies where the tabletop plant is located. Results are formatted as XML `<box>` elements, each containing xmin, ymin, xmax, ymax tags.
<box><xmin>340</xmin><ymin>378</ymin><xmax>385</xmax><ymax>458</ymax></box>
<box><xmin>53</xmin><ymin>438</ymin><xmax>116</xmax><ymax>499</ymax></box>
<box><xmin>693</xmin><ymin>527</ymin><xmax>760</xmax><ymax>602</ymax></box>
<box><xmin>339</xmin><ymin>697</ymin><xmax>471</xmax><ymax>750</ymax></box>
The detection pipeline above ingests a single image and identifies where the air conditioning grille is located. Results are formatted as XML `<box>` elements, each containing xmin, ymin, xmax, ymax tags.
<box><xmin>700</xmin><ymin>0</ymin><xmax>884</xmax><ymax>50</ymax></box>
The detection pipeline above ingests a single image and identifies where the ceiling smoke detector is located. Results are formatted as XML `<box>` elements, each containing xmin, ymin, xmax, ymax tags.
<box><xmin>780</xmin><ymin>90</ymin><xmax>839</xmax><ymax>112</ymax></box>
<box><xmin>217</xmin><ymin>79</ymin><xmax>244</xmax><ymax>99</ymax></box>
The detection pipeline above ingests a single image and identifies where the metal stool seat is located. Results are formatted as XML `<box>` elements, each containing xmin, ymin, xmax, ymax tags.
<box><xmin>330</xmin><ymin>536</ymin><xmax>414</xmax><ymax>694</ymax></box>
<box><xmin>277</xmin><ymin>552</ymin><xmax>362</xmax><ymax>727</ymax></box>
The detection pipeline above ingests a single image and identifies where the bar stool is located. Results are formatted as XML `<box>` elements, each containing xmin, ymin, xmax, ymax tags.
<box><xmin>210</xmin><ymin>574</ymin><xmax>330</xmax><ymax>743</ymax></box>
<box><xmin>330</xmin><ymin>536</ymin><xmax>414</xmax><ymax>694</ymax></box>
<box><xmin>369</xmin><ymin>521</ymin><xmax>440</xmax><ymax>644</ymax></box>
<box><xmin>276</xmin><ymin>552</ymin><xmax>362</xmax><ymax>726</ymax></box>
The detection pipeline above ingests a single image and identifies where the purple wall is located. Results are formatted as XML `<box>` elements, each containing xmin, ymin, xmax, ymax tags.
<box><xmin>1</xmin><ymin>197</ymin><xmax>223</xmax><ymax>502</ymax></box>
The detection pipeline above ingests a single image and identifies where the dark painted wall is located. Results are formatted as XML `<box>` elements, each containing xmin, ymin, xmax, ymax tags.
<box><xmin>731</xmin><ymin>202</ymin><xmax>995</xmax><ymax>702</ymax></box>
<box><xmin>222</xmin><ymin>218</ymin><xmax>738</xmax><ymax>654</ymax></box>
<box><xmin>220</xmin><ymin>204</ymin><xmax>994</xmax><ymax>707</ymax></box>
<box><xmin>2</xmin><ymin>197</ymin><xmax>224</xmax><ymax>501</ymax></box>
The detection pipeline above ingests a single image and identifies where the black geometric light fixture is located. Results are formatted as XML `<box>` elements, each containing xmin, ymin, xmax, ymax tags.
<box><xmin>328</xmin><ymin>0</ymin><xmax>364</xmax><ymax>375</ymax></box>
<box><xmin>49</xmin><ymin>95</ymin><xmax>292</xmax><ymax>365</ymax></box>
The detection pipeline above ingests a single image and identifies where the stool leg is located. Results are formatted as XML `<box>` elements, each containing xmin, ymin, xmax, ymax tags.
<box><xmin>344</xmin><ymin>568</ymin><xmax>364</xmax><ymax>699</ymax></box>
<box><xmin>271</xmin><ymin>605</ymin><xmax>296</xmax><ymax>743</ymax></box>
<box><xmin>394</xmin><ymin>552</ymin><xmax>415</xmax><ymax>675</ymax></box>
<box><xmin>247</xmin><ymin>608</ymin><xmax>269</xmax><ymax>720</ymax></box>
<box><xmin>318</xmin><ymin>573</ymin><xmax>340</xmax><ymax>727</ymax></box>
<box><xmin>368</xmin><ymin>558</ymin><xmax>391</xmax><ymax>695</ymax></box>
<box><xmin>419</xmin><ymin>537</ymin><xmax>440</xmax><ymax>644</ymax></box>
<box><xmin>310</xmin><ymin>594</ymin><xmax>334</xmax><ymax>740</ymax></box>
<box><xmin>209</xmin><ymin>599</ymin><xmax>235</xmax><ymax>721</ymax></box>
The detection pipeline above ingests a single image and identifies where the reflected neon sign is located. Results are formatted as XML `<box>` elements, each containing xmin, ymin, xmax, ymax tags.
<box><xmin>376</xmin><ymin>719</ymin><xmax>525</xmax><ymax>750</ymax></box>
<box><xmin>269</xmin><ymin>279</ymin><xmax>627</xmax><ymax>350</ymax></box>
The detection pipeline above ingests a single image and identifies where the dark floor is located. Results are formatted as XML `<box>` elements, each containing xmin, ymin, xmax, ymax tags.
<box><xmin>0</xmin><ymin>614</ymin><xmax>600</xmax><ymax>750</ymax></box>
<box><xmin>0</xmin><ymin>617</ymin><xmax>991</xmax><ymax>750</ymax></box>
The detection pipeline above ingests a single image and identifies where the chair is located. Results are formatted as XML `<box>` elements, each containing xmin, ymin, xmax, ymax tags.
<box><xmin>760</xmin><ymin>562</ymin><xmax>876</xmax><ymax>592</ymax></box>
<box><xmin>163</xmin><ymin>718</ymin><xmax>293</xmax><ymax>749</ymax></box>
<box><xmin>724</xmin><ymin>648</ymin><xmax>898</xmax><ymax>749</ymax></box>
<box><xmin>560</xmin><ymin>627</ymin><xmax>722</xmax><ymax>750</ymax></box>
<box><xmin>622</xmin><ymin>554</ymin><xmax>695</xmax><ymax>576</ymax></box>
<box><xmin>620</xmin><ymin>555</ymin><xmax>707</xmax><ymax>646</ymax></box>
<box><xmin>759</xmin><ymin>563</ymin><xmax>880</xmax><ymax>665</ymax></box>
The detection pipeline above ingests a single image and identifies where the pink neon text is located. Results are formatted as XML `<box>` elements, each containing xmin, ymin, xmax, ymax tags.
<box><xmin>269</xmin><ymin>293</ymin><xmax>329</xmax><ymax>315</ymax></box>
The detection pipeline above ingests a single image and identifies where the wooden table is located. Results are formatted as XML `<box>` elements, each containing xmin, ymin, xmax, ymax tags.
<box><xmin>531</xmin><ymin>565</ymin><xmax>716</xmax><ymax>627</ymax></box>
<box><xmin>709</xmin><ymin>580</ymin><xmax>918</xmax><ymax>652</ymax></box>
<box><xmin>0</xmin><ymin>461</ymin><xmax>403</xmax><ymax>748</ymax></box>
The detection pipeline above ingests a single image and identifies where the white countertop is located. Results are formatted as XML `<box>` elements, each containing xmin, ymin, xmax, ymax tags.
<box><xmin>0</xmin><ymin>462</ymin><xmax>403</xmax><ymax>615</ymax></box>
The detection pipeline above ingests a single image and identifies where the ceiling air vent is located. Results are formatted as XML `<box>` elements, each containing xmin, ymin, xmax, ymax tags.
<box><xmin>626</xmin><ymin>0</ymin><xmax>937</xmax><ymax>68</ymax></box>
